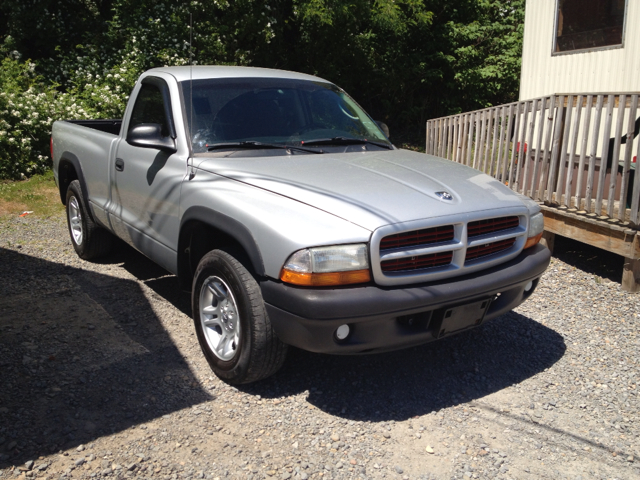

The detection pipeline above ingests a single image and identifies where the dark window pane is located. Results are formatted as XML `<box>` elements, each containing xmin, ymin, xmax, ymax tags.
<box><xmin>129</xmin><ymin>83</ymin><xmax>168</xmax><ymax>135</ymax></box>
<box><xmin>555</xmin><ymin>0</ymin><xmax>626</xmax><ymax>52</ymax></box>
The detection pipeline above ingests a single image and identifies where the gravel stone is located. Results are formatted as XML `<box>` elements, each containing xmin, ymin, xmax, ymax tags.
<box><xmin>0</xmin><ymin>217</ymin><xmax>639</xmax><ymax>480</ymax></box>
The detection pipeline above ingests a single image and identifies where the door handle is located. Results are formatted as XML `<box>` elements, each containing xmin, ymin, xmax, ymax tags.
<box><xmin>115</xmin><ymin>158</ymin><xmax>125</xmax><ymax>172</ymax></box>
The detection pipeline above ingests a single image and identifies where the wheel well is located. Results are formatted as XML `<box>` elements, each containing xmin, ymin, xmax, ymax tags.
<box><xmin>178</xmin><ymin>220</ymin><xmax>256</xmax><ymax>292</ymax></box>
<box><xmin>58</xmin><ymin>160</ymin><xmax>79</xmax><ymax>205</ymax></box>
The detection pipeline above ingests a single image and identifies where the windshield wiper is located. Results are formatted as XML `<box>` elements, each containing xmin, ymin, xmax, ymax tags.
<box><xmin>301</xmin><ymin>136</ymin><xmax>392</xmax><ymax>149</ymax></box>
<box><xmin>207</xmin><ymin>141</ymin><xmax>323</xmax><ymax>154</ymax></box>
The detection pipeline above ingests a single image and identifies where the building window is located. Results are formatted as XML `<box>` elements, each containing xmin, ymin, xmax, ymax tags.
<box><xmin>554</xmin><ymin>0</ymin><xmax>627</xmax><ymax>53</ymax></box>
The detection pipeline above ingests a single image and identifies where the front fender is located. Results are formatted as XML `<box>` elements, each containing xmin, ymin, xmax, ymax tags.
<box><xmin>179</xmin><ymin>169</ymin><xmax>373</xmax><ymax>279</ymax></box>
<box><xmin>180</xmin><ymin>205</ymin><xmax>266</xmax><ymax>277</ymax></box>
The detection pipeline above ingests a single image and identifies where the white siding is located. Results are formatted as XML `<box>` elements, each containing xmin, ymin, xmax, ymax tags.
<box><xmin>520</xmin><ymin>0</ymin><xmax>640</xmax><ymax>100</ymax></box>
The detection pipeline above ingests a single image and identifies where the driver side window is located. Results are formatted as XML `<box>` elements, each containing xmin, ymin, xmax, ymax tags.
<box><xmin>129</xmin><ymin>83</ymin><xmax>169</xmax><ymax>136</ymax></box>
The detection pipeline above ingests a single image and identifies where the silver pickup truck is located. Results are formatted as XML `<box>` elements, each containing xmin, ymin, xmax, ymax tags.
<box><xmin>52</xmin><ymin>66</ymin><xmax>550</xmax><ymax>384</ymax></box>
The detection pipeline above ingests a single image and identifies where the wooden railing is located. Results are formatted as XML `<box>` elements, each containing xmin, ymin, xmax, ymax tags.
<box><xmin>426</xmin><ymin>94</ymin><xmax>640</xmax><ymax>227</ymax></box>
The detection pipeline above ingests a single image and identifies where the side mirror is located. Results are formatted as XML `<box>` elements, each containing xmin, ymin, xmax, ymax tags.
<box><xmin>376</xmin><ymin>121</ymin><xmax>390</xmax><ymax>139</ymax></box>
<box><xmin>127</xmin><ymin>123</ymin><xmax>176</xmax><ymax>153</ymax></box>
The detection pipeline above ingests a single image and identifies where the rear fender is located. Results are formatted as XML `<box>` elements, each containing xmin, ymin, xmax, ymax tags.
<box><xmin>57</xmin><ymin>153</ymin><xmax>95</xmax><ymax>221</ymax></box>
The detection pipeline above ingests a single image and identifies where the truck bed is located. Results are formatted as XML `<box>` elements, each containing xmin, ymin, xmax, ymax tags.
<box><xmin>52</xmin><ymin>119</ymin><xmax>123</xmax><ymax>225</ymax></box>
<box><xmin>66</xmin><ymin>119</ymin><xmax>122</xmax><ymax>136</ymax></box>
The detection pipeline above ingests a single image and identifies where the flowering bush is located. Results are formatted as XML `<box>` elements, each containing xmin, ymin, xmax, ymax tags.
<box><xmin>0</xmin><ymin>37</ymin><xmax>139</xmax><ymax>179</ymax></box>
<box><xmin>0</xmin><ymin>51</ymin><xmax>61</xmax><ymax>178</ymax></box>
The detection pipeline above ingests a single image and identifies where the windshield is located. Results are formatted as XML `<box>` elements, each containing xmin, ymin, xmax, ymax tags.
<box><xmin>180</xmin><ymin>77</ymin><xmax>390</xmax><ymax>153</ymax></box>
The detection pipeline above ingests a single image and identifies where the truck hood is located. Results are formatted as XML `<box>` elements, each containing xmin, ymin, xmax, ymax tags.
<box><xmin>195</xmin><ymin>149</ymin><xmax>527</xmax><ymax>231</ymax></box>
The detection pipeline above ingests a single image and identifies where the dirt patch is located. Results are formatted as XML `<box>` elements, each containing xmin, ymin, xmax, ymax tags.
<box><xmin>0</xmin><ymin>199</ymin><xmax>29</xmax><ymax>217</ymax></box>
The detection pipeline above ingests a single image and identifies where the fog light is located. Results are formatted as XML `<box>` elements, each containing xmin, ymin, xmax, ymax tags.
<box><xmin>524</xmin><ymin>281</ymin><xmax>533</xmax><ymax>292</ymax></box>
<box><xmin>335</xmin><ymin>324</ymin><xmax>350</xmax><ymax>341</ymax></box>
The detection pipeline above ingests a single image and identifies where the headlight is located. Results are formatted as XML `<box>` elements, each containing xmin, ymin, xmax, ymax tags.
<box><xmin>524</xmin><ymin>212</ymin><xmax>544</xmax><ymax>249</ymax></box>
<box><xmin>280</xmin><ymin>244</ymin><xmax>371</xmax><ymax>286</ymax></box>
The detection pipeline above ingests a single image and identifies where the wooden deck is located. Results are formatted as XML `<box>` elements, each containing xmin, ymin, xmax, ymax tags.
<box><xmin>426</xmin><ymin>93</ymin><xmax>640</xmax><ymax>291</ymax></box>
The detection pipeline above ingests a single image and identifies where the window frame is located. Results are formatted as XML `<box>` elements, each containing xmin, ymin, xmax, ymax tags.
<box><xmin>127</xmin><ymin>76</ymin><xmax>177</xmax><ymax>139</ymax></box>
<box><xmin>551</xmin><ymin>0</ymin><xmax>629</xmax><ymax>56</ymax></box>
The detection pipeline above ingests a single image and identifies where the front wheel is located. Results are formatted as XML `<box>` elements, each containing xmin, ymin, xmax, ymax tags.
<box><xmin>66</xmin><ymin>180</ymin><xmax>113</xmax><ymax>260</ymax></box>
<box><xmin>192</xmin><ymin>250</ymin><xmax>287</xmax><ymax>384</ymax></box>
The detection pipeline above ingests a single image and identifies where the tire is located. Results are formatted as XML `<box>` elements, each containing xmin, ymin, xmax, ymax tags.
<box><xmin>192</xmin><ymin>249</ymin><xmax>288</xmax><ymax>384</ymax></box>
<box><xmin>65</xmin><ymin>180</ymin><xmax>113</xmax><ymax>260</ymax></box>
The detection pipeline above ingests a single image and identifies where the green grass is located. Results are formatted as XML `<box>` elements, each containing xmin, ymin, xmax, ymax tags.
<box><xmin>0</xmin><ymin>170</ymin><xmax>65</xmax><ymax>220</ymax></box>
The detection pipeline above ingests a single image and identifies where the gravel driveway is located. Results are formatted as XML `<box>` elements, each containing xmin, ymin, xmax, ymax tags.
<box><xmin>0</xmin><ymin>214</ymin><xmax>638</xmax><ymax>480</ymax></box>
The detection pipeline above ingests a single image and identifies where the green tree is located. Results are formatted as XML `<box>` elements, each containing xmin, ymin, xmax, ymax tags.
<box><xmin>449</xmin><ymin>0</ymin><xmax>524</xmax><ymax>111</ymax></box>
<box><xmin>0</xmin><ymin>0</ymin><xmax>525</xmax><ymax>177</ymax></box>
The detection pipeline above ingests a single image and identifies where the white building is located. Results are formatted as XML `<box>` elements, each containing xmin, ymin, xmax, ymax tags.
<box><xmin>520</xmin><ymin>0</ymin><xmax>640</xmax><ymax>100</ymax></box>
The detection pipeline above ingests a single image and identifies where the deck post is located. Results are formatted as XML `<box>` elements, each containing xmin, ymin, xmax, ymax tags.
<box><xmin>541</xmin><ymin>231</ymin><xmax>555</xmax><ymax>253</ymax></box>
<box><xmin>622</xmin><ymin>256</ymin><xmax>640</xmax><ymax>292</ymax></box>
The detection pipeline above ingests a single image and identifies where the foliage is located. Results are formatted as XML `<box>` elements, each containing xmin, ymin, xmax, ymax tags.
<box><xmin>0</xmin><ymin>43</ymin><xmax>65</xmax><ymax>179</ymax></box>
<box><xmin>0</xmin><ymin>0</ymin><xmax>525</xmax><ymax>178</ymax></box>
<box><xmin>449</xmin><ymin>0</ymin><xmax>525</xmax><ymax>110</ymax></box>
<box><xmin>0</xmin><ymin>38</ymin><xmax>126</xmax><ymax>179</ymax></box>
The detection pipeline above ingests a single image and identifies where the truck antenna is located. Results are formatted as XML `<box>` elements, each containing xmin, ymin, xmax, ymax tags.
<box><xmin>188</xmin><ymin>12</ymin><xmax>195</xmax><ymax>180</ymax></box>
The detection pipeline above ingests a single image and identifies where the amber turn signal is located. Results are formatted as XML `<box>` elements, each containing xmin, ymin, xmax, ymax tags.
<box><xmin>280</xmin><ymin>268</ymin><xmax>371</xmax><ymax>287</ymax></box>
<box><xmin>523</xmin><ymin>232</ymin><xmax>543</xmax><ymax>250</ymax></box>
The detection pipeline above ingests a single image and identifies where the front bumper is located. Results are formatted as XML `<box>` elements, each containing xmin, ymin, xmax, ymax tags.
<box><xmin>260</xmin><ymin>244</ymin><xmax>550</xmax><ymax>354</ymax></box>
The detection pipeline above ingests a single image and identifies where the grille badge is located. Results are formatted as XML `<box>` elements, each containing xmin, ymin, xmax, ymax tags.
<box><xmin>435</xmin><ymin>191</ymin><xmax>453</xmax><ymax>201</ymax></box>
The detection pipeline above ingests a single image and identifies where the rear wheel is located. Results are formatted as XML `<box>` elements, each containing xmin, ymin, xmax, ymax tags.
<box><xmin>66</xmin><ymin>180</ymin><xmax>113</xmax><ymax>260</ymax></box>
<box><xmin>192</xmin><ymin>250</ymin><xmax>287</xmax><ymax>384</ymax></box>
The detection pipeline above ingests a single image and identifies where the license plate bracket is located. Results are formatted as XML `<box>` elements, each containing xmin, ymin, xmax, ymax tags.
<box><xmin>436</xmin><ymin>298</ymin><xmax>492</xmax><ymax>338</ymax></box>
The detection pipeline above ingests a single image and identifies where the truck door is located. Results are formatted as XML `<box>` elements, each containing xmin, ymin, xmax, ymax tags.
<box><xmin>110</xmin><ymin>76</ymin><xmax>187</xmax><ymax>272</ymax></box>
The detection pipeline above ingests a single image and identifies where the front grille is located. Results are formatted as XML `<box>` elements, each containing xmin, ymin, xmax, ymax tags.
<box><xmin>380</xmin><ymin>225</ymin><xmax>454</xmax><ymax>251</ymax></box>
<box><xmin>468</xmin><ymin>216</ymin><xmax>519</xmax><ymax>237</ymax></box>
<box><xmin>373</xmin><ymin>211</ymin><xmax>526</xmax><ymax>286</ymax></box>
<box><xmin>381</xmin><ymin>251</ymin><xmax>453</xmax><ymax>272</ymax></box>
<box><xmin>465</xmin><ymin>238</ymin><xmax>516</xmax><ymax>262</ymax></box>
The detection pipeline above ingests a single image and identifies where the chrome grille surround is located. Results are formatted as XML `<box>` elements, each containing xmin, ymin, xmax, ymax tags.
<box><xmin>370</xmin><ymin>208</ymin><xmax>529</xmax><ymax>286</ymax></box>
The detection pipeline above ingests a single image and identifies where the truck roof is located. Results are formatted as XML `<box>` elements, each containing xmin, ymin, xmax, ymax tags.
<box><xmin>144</xmin><ymin>65</ymin><xmax>330</xmax><ymax>84</ymax></box>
